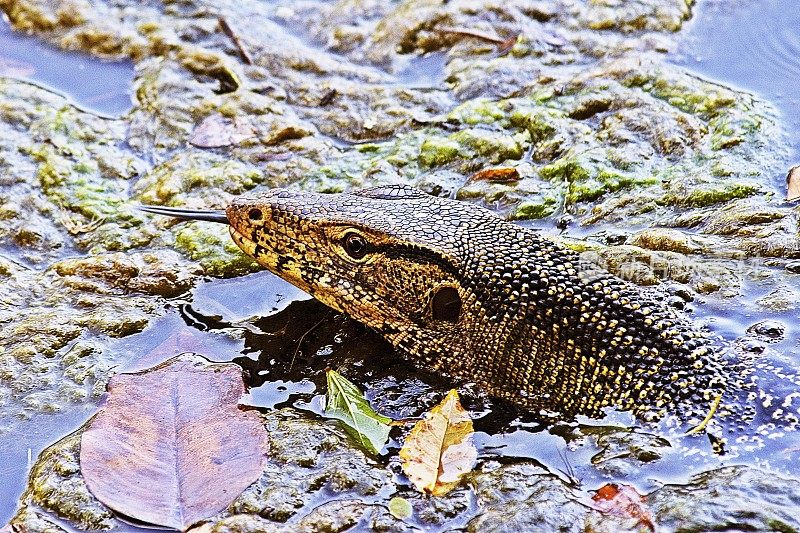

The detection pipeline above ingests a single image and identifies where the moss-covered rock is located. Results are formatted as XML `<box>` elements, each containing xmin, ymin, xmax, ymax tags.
<box><xmin>174</xmin><ymin>221</ymin><xmax>260</xmax><ymax>278</ymax></box>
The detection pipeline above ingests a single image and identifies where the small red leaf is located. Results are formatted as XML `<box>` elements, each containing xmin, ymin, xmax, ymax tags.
<box><xmin>80</xmin><ymin>354</ymin><xmax>268</xmax><ymax>530</ymax></box>
<box><xmin>468</xmin><ymin>167</ymin><xmax>520</xmax><ymax>183</ymax></box>
<box><xmin>189</xmin><ymin>113</ymin><xmax>255</xmax><ymax>148</ymax></box>
<box><xmin>787</xmin><ymin>166</ymin><xmax>800</xmax><ymax>201</ymax></box>
<box><xmin>592</xmin><ymin>483</ymin><xmax>655</xmax><ymax>532</ymax></box>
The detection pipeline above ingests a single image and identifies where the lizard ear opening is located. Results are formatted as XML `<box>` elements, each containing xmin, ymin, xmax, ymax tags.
<box><xmin>431</xmin><ymin>286</ymin><xmax>461</xmax><ymax>323</ymax></box>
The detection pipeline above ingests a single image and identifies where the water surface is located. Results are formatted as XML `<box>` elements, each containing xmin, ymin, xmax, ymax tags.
<box><xmin>3</xmin><ymin>0</ymin><xmax>800</xmax><ymax>526</ymax></box>
<box><xmin>0</xmin><ymin>16</ymin><xmax>134</xmax><ymax>116</ymax></box>
<box><xmin>671</xmin><ymin>0</ymin><xmax>800</xmax><ymax>165</ymax></box>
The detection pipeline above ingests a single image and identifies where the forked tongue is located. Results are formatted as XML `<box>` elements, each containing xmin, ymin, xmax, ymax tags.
<box><xmin>138</xmin><ymin>205</ymin><xmax>228</xmax><ymax>224</ymax></box>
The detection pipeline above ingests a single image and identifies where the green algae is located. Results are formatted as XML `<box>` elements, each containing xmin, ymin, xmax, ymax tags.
<box><xmin>508</xmin><ymin>107</ymin><xmax>560</xmax><ymax>143</ymax></box>
<box><xmin>570</xmin><ymin>169</ymin><xmax>658</xmax><ymax>203</ymax></box>
<box><xmin>25</xmin><ymin>143</ymin><xmax>128</xmax><ymax>223</ymax></box>
<box><xmin>135</xmin><ymin>153</ymin><xmax>264</xmax><ymax>206</ymax></box>
<box><xmin>509</xmin><ymin>196</ymin><xmax>560</xmax><ymax>219</ymax></box>
<box><xmin>418</xmin><ymin>136</ymin><xmax>463</xmax><ymax>169</ymax></box>
<box><xmin>419</xmin><ymin>127</ymin><xmax>528</xmax><ymax>170</ymax></box>
<box><xmin>447</xmin><ymin>99</ymin><xmax>509</xmax><ymax>126</ymax></box>
<box><xmin>622</xmin><ymin>68</ymin><xmax>737</xmax><ymax>118</ymax></box>
<box><xmin>537</xmin><ymin>155</ymin><xmax>657</xmax><ymax>204</ymax></box>
<box><xmin>663</xmin><ymin>182</ymin><xmax>760</xmax><ymax>208</ymax></box>
<box><xmin>174</xmin><ymin>221</ymin><xmax>259</xmax><ymax>277</ymax></box>
<box><xmin>450</xmin><ymin>128</ymin><xmax>528</xmax><ymax>162</ymax></box>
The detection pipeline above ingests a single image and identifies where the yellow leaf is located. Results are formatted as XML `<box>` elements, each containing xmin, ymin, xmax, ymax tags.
<box><xmin>399</xmin><ymin>389</ymin><xmax>477</xmax><ymax>496</ymax></box>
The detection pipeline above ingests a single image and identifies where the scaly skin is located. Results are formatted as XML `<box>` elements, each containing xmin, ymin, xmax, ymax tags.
<box><xmin>216</xmin><ymin>185</ymin><xmax>727</xmax><ymax>419</ymax></box>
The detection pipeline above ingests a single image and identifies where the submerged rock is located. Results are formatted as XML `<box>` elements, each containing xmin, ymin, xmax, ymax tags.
<box><xmin>649</xmin><ymin>466</ymin><xmax>800</xmax><ymax>531</ymax></box>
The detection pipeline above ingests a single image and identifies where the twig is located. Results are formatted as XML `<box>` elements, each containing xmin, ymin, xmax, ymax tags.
<box><xmin>437</xmin><ymin>25</ymin><xmax>506</xmax><ymax>45</ymax></box>
<box><xmin>289</xmin><ymin>313</ymin><xmax>330</xmax><ymax>372</ymax></box>
<box><xmin>685</xmin><ymin>392</ymin><xmax>724</xmax><ymax>436</ymax></box>
<box><xmin>218</xmin><ymin>17</ymin><xmax>254</xmax><ymax>65</ymax></box>
<box><xmin>436</xmin><ymin>26</ymin><xmax>519</xmax><ymax>56</ymax></box>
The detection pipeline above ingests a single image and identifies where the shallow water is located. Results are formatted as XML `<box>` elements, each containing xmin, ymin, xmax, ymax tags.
<box><xmin>0</xmin><ymin>17</ymin><xmax>133</xmax><ymax>116</ymax></box>
<box><xmin>671</xmin><ymin>0</ymin><xmax>800</xmax><ymax>163</ymax></box>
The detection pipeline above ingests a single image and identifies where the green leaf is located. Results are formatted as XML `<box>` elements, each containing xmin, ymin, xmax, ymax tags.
<box><xmin>388</xmin><ymin>496</ymin><xmax>413</xmax><ymax>519</ymax></box>
<box><xmin>324</xmin><ymin>369</ymin><xmax>392</xmax><ymax>454</ymax></box>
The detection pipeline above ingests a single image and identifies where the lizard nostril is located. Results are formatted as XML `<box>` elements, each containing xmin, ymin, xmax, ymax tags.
<box><xmin>248</xmin><ymin>208</ymin><xmax>263</xmax><ymax>221</ymax></box>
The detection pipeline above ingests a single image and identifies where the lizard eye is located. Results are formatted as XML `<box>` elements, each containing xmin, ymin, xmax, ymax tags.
<box><xmin>343</xmin><ymin>233</ymin><xmax>368</xmax><ymax>259</ymax></box>
<box><xmin>248</xmin><ymin>208</ymin><xmax>263</xmax><ymax>221</ymax></box>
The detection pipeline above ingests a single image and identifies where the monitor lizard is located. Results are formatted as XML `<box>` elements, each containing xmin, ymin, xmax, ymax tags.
<box><xmin>142</xmin><ymin>185</ymin><xmax>738</xmax><ymax>424</ymax></box>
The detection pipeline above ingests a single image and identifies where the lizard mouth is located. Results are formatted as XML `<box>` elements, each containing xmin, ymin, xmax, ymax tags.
<box><xmin>228</xmin><ymin>225</ymin><xmax>311</xmax><ymax>293</ymax></box>
<box><xmin>228</xmin><ymin>226</ymin><xmax>257</xmax><ymax>258</ymax></box>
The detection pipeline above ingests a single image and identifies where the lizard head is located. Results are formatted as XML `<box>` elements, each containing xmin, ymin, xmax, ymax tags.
<box><xmin>225</xmin><ymin>185</ymin><xmax>491</xmax><ymax>349</ymax></box>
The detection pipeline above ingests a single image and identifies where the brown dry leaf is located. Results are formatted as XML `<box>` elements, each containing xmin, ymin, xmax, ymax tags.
<box><xmin>591</xmin><ymin>483</ymin><xmax>655</xmax><ymax>532</ymax></box>
<box><xmin>468</xmin><ymin>167</ymin><xmax>520</xmax><ymax>183</ymax></box>
<box><xmin>188</xmin><ymin>113</ymin><xmax>255</xmax><ymax>148</ymax></box>
<box><xmin>80</xmin><ymin>354</ymin><xmax>269</xmax><ymax>531</ymax></box>
<box><xmin>787</xmin><ymin>166</ymin><xmax>800</xmax><ymax>201</ymax></box>
<box><xmin>399</xmin><ymin>389</ymin><xmax>476</xmax><ymax>496</ymax></box>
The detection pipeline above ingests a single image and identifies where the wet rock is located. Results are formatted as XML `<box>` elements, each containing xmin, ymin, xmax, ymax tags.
<box><xmin>747</xmin><ymin>320</ymin><xmax>786</xmax><ymax>342</ymax></box>
<box><xmin>757</xmin><ymin>286</ymin><xmax>800</xmax><ymax>311</ymax></box>
<box><xmin>194</xmin><ymin>514</ymin><xmax>284</xmax><ymax>533</ymax></box>
<box><xmin>580</xmin><ymin>245</ymin><xmax>689</xmax><ymax>286</ymax></box>
<box><xmin>53</xmin><ymin>251</ymin><xmax>201</xmax><ymax>297</ymax></box>
<box><xmin>737</xmin><ymin>338</ymin><xmax>767</xmax><ymax>355</ymax></box>
<box><xmin>133</xmin><ymin>151</ymin><xmax>265</xmax><ymax>206</ymax></box>
<box><xmin>230</xmin><ymin>409</ymin><xmax>391</xmax><ymax>522</ymax></box>
<box><xmin>664</xmin><ymin>283</ymin><xmax>695</xmax><ymax>302</ymax></box>
<box><xmin>173</xmin><ymin>221</ymin><xmax>260</xmax><ymax>278</ymax></box>
<box><xmin>703</xmin><ymin>201</ymin><xmax>789</xmax><ymax>236</ymax></box>
<box><xmin>467</xmin><ymin>462</ymin><xmax>599</xmax><ymax>532</ymax></box>
<box><xmin>199</xmin><ymin>502</ymin><xmax>407</xmax><ymax>533</ymax></box>
<box><xmin>628</xmin><ymin>228</ymin><xmax>700</xmax><ymax>255</ymax></box>
<box><xmin>649</xmin><ymin>466</ymin><xmax>800</xmax><ymax>531</ymax></box>
<box><xmin>4</xmin><ymin>507</ymin><xmax>69</xmax><ymax>533</ymax></box>
<box><xmin>11</xmin><ymin>433</ymin><xmax>116</xmax><ymax>531</ymax></box>
<box><xmin>0</xmin><ymin>261</ymin><xmax>164</xmax><ymax>420</ymax></box>
<box><xmin>576</xmin><ymin>0</ymin><xmax>692</xmax><ymax>33</ymax></box>
<box><xmin>590</xmin><ymin>429</ymin><xmax>671</xmax><ymax>478</ymax></box>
